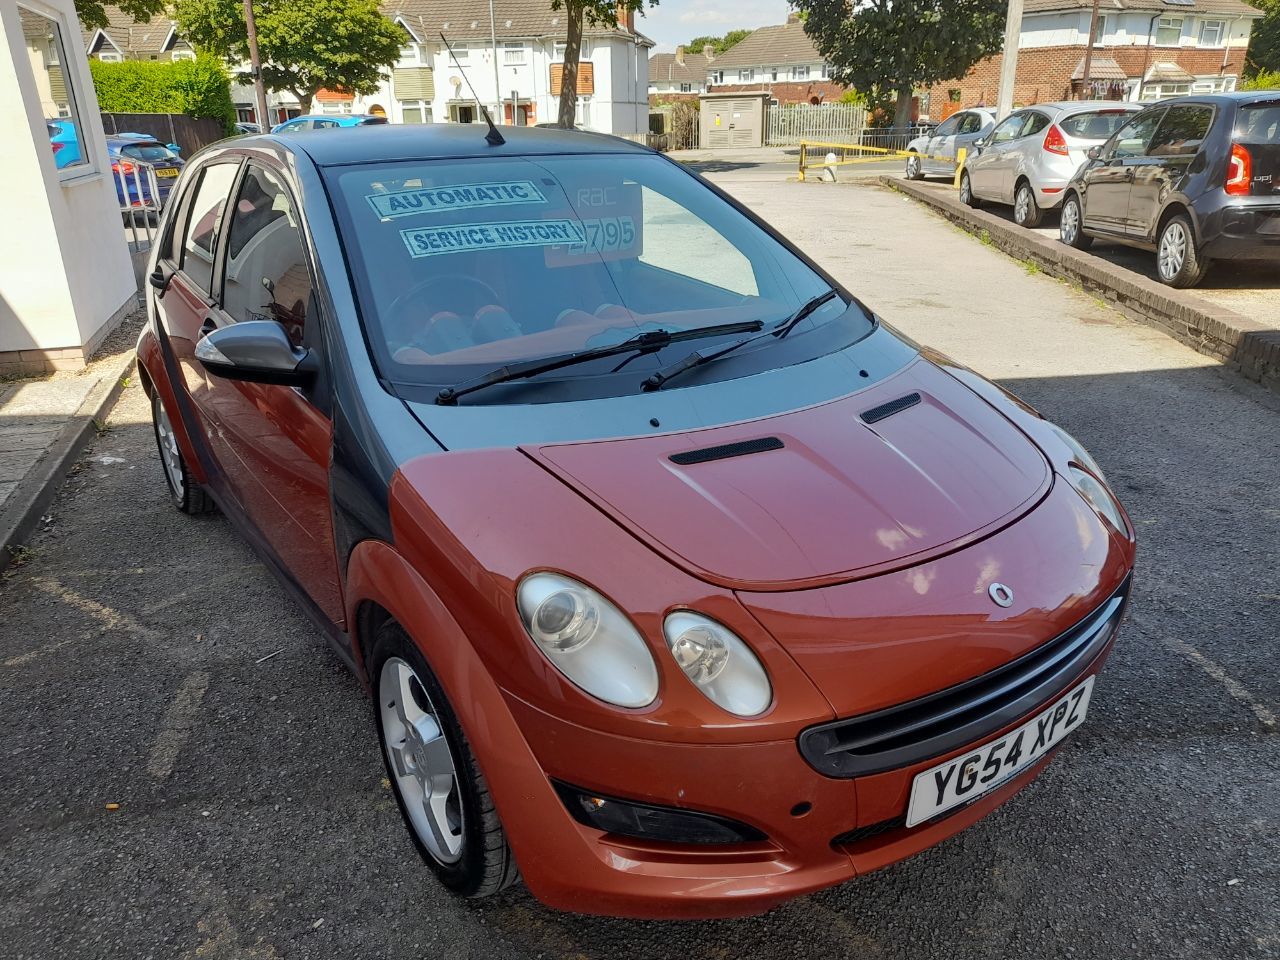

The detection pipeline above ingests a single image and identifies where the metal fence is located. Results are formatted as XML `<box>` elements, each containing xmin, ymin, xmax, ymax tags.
<box><xmin>765</xmin><ymin>103</ymin><xmax>868</xmax><ymax>146</ymax></box>
<box><xmin>113</xmin><ymin>156</ymin><xmax>161</xmax><ymax>261</ymax></box>
<box><xmin>856</xmin><ymin>125</ymin><xmax>935</xmax><ymax>153</ymax></box>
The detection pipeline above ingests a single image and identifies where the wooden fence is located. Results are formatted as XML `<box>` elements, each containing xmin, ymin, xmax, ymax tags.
<box><xmin>100</xmin><ymin>113</ymin><xmax>228</xmax><ymax>156</ymax></box>
<box><xmin>765</xmin><ymin>103</ymin><xmax>868</xmax><ymax>146</ymax></box>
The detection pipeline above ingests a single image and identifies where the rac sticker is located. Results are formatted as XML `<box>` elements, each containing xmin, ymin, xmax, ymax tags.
<box><xmin>400</xmin><ymin>219</ymin><xmax>586</xmax><ymax>258</ymax></box>
<box><xmin>367</xmin><ymin>181</ymin><xmax>546</xmax><ymax>219</ymax></box>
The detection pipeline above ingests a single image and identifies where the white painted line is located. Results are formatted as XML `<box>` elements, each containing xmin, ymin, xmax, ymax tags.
<box><xmin>147</xmin><ymin>670</ymin><xmax>211</xmax><ymax>781</ymax></box>
<box><xmin>1162</xmin><ymin>635</ymin><xmax>1278</xmax><ymax>732</ymax></box>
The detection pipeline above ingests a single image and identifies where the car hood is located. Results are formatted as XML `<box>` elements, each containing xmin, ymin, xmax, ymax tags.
<box><xmin>525</xmin><ymin>358</ymin><xmax>1051</xmax><ymax>591</ymax></box>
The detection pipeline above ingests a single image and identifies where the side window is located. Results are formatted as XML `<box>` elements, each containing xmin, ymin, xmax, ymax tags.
<box><xmin>1148</xmin><ymin>105</ymin><xmax>1215</xmax><ymax>157</ymax></box>
<box><xmin>934</xmin><ymin>115</ymin><xmax>961</xmax><ymax>137</ymax></box>
<box><xmin>221</xmin><ymin>166</ymin><xmax>313</xmax><ymax>347</ymax></box>
<box><xmin>958</xmin><ymin>113</ymin><xmax>983</xmax><ymax>135</ymax></box>
<box><xmin>990</xmin><ymin>114</ymin><xmax>1028</xmax><ymax>144</ymax></box>
<box><xmin>1108</xmin><ymin>109</ymin><xmax>1165</xmax><ymax>158</ymax></box>
<box><xmin>1022</xmin><ymin>113</ymin><xmax>1051</xmax><ymax>137</ymax></box>
<box><xmin>637</xmin><ymin>186</ymin><xmax>758</xmax><ymax>298</ymax></box>
<box><xmin>179</xmin><ymin>162</ymin><xmax>240</xmax><ymax>294</ymax></box>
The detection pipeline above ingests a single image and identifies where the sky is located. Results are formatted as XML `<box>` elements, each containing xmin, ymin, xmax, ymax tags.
<box><xmin>637</xmin><ymin>0</ymin><xmax>792</xmax><ymax>53</ymax></box>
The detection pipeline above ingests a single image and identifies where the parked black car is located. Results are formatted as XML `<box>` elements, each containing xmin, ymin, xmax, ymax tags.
<box><xmin>1059</xmin><ymin>92</ymin><xmax>1279</xmax><ymax>288</ymax></box>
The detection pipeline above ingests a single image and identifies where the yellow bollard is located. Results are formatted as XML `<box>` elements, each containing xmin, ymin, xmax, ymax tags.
<box><xmin>798</xmin><ymin>141</ymin><xmax>807</xmax><ymax>182</ymax></box>
<box><xmin>953</xmin><ymin>148</ymin><xmax>967</xmax><ymax>190</ymax></box>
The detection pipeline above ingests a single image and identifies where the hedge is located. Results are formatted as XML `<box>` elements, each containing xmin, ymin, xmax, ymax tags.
<box><xmin>89</xmin><ymin>55</ymin><xmax>236</xmax><ymax>134</ymax></box>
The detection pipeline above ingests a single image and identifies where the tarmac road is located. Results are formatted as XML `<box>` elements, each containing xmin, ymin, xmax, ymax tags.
<box><xmin>1</xmin><ymin>178</ymin><xmax>1277</xmax><ymax>960</ymax></box>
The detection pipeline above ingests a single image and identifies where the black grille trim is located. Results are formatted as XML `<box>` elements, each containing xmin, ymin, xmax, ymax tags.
<box><xmin>860</xmin><ymin>392</ymin><xmax>921</xmax><ymax>424</ymax></box>
<box><xmin>669</xmin><ymin>436</ymin><xmax>784</xmax><ymax>465</ymax></box>
<box><xmin>799</xmin><ymin>577</ymin><xmax>1131</xmax><ymax>778</ymax></box>
<box><xmin>830</xmin><ymin>816</ymin><xmax>906</xmax><ymax>848</ymax></box>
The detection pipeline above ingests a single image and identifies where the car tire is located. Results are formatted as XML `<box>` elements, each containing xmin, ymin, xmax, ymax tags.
<box><xmin>959</xmin><ymin>170</ymin><xmax>981</xmax><ymax>208</ymax></box>
<box><xmin>1059</xmin><ymin>193</ymin><xmax>1093</xmax><ymax>251</ymax></box>
<box><xmin>905</xmin><ymin>153</ymin><xmax>924</xmax><ymax>181</ymax></box>
<box><xmin>151</xmin><ymin>392</ymin><xmax>215</xmax><ymax>515</ymax></box>
<box><xmin>1156</xmin><ymin>213</ymin><xmax>1209</xmax><ymax>288</ymax></box>
<box><xmin>1013</xmin><ymin>181</ymin><xmax>1043</xmax><ymax>228</ymax></box>
<box><xmin>371</xmin><ymin>621</ymin><xmax>519</xmax><ymax>899</ymax></box>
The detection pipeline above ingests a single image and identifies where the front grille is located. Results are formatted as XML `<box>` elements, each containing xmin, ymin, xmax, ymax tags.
<box><xmin>830</xmin><ymin>816</ymin><xmax>906</xmax><ymax>848</ymax></box>
<box><xmin>798</xmin><ymin>577</ymin><xmax>1130</xmax><ymax>778</ymax></box>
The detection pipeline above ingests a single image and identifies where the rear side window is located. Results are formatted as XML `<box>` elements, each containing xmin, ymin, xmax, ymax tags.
<box><xmin>1148</xmin><ymin>105</ymin><xmax>1215</xmax><ymax>157</ymax></box>
<box><xmin>179</xmin><ymin>162</ymin><xmax>240</xmax><ymax>294</ymax></box>
<box><xmin>1236</xmin><ymin>102</ymin><xmax>1280</xmax><ymax>143</ymax></box>
<box><xmin>957</xmin><ymin>113</ymin><xmax>984</xmax><ymax>135</ymax></box>
<box><xmin>1108</xmin><ymin>109</ymin><xmax>1165</xmax><ymax>158</ymax></box>
<box><xmin>221</xmin><ymin>166</ymin><xmax>313</xmax><ymax>346</ymax></box>
<box><xmin>1022</xmin><ymin>113</ymin><xmax>1051</xmax><ymax>137</ymax></box>
<box><xmin>991</xmin><ymin>114</ymin><xmax>1029</xmax><ymax>144</ymax></box>
<box><xmin>1059</xmin><ymin>110</ymin><xmax>1136</xmax><ymax>140</ymax></box>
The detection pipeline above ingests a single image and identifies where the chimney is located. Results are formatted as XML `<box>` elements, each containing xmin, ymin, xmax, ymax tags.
<box><xmin>675</xmin><ymin>44</ymin><xmax>685</xmax><ymax>65</ymax></box>
<box><xmin>786</xmin><ymin>11</ymin><xmax>801</xmax><ymax>23</ymax></box>
<box><xmin>703</xmin><ymin>43</ymin><xmax>715</xmax><ymax>61</ymax></box>
<box><xmin>616</xmin><ymin>2</ymin><xmax>634</xmax><ymax>32</ymax></box>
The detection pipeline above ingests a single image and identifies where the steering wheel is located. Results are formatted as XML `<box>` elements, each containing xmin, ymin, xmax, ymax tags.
<box><xmin>385</xmin><ymin>274</ymin><xmax>502</xmax><ymax>349</ymax></box>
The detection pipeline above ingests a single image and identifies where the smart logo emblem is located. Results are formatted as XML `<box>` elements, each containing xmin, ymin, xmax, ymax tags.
<box><xmin>988</xmin><ymin>583</ymin><xmax>1015</xmax><ymax>608</ymax></box>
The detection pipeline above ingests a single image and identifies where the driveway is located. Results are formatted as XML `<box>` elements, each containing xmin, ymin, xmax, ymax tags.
<box><xmin>1</xmin><ymin>178</ymin><xmax>1277</xmax><ymax>960</ymax></box>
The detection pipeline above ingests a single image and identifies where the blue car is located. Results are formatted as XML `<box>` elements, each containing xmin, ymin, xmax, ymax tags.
<box><xmin>47</xmin><ymin>119</ymin><xmax>81</xmax><ymax>168</ymax></box>
<box><xmin>108</xmin><ymin>134</ymin><xmax>185</xmax><ymax>213</ymax></box>
<box><xmin>270</xmin><ymin>114</ymin><xmax>388</xmax><ymax>133</ymax></box>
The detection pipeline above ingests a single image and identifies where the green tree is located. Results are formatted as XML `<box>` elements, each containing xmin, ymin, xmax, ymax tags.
<box><xmin>1246</xmin><ymin>0</ymin><xmax>1280</xmax><ymax>77</ymax></box>
<box><xmin>551</xmin><ymin>0</ymin><xmax>658</xmax><ymax>127</ymax></box>
<box><xmin>172</xmin><ymin>0</ymin><xmax>402</xmax><ymax>114</ymax></box>
<box><xmin>684</xmin><ymin>29</ymin><xmax>751</xmax><ymax>55</ymax></box>
<box><xmin>90</xmin><ymin>54</ymin><xmax>236</xmax><ymax>132</ymax></box>
<box><xmin>75</xmin><ymin>0</ymin><xmax>164</xmax><ymax>31</ymax></box>
<box><xmin>790</xmin><ymin>0</ymin><xmax>1006</xmax><ymax>130</ymax></box>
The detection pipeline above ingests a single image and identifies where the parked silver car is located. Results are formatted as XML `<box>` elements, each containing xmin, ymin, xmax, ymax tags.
<box><xmin>904</xmin><ymin>108</ymin><xmax>997</xmax><ymax>181</ymax></box>
<box><xmin>959</xmin><ymin>101</ymin><xmax>1142</xmax><ymax>227</ymax></box>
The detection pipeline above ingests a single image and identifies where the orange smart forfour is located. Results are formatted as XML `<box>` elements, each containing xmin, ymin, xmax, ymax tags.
<box><xmin>136</xmin><ymin>123</ymin><xmax>1135</xmax><ymax>918</ymax></box>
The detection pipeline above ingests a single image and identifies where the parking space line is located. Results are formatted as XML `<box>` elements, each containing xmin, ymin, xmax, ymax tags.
<box><xmin>148</xmin><ymin>670</ymin><xmax>211</xmax><ymax>781</ymax></box>
<box><xmin>1162</xmin><ymin>635</ymin><xmax>1278</xmax><ymax>732</ymax></box>
<box><xmin>28</xmin><ymin>576</ymin><xmax>163</xmax><ymax>641</ymax></box>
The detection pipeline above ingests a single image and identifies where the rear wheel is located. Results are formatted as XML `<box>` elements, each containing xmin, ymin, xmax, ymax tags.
<box><xmin>959</xmin><ymin>170</ymin><xmax>981</xmax><ymax>208</ymax></box>
<box><xmin>1059</xmin><ymin>193</ymin><xmax>1093</xmax><ymax>250</ymax></box>
<box><xmin>1156</xmin><ymin>213</ymin><xmax>1210</xmax><ymax>288</ymax></box>
<box><xmin>151</xmin><ymin>392</ymin><xmax>215</xmax><ymax>514</ymax></box>
<box><xmin>371</xmin><ymin>622</ymin><xmax>518</xmax><ymax>898</ymax></box>
<box><xmin>1013</xmin><ymin>181</ymin><xmax>1043</xmax><ymax>228</ymax></box>
<box><xmin>905</xmin><ymin>153</ymin><xmax>923</xmax><ymax>181</ymax></box>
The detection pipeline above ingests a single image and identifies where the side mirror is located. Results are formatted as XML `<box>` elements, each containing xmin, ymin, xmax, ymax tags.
<box><xmin>195</xmin><ymin>320</ymin><xmax>317</xmax><ymax>387</ymax></box>
<box><xmin>1086</xmin><ymin>145</ymin><xmax>1102</xmax><ymax>161</ymax></box>
<box><xmin>975</xmin><ymin>137</ymin><xmax>988</xmax><ymax>148</ymax></box>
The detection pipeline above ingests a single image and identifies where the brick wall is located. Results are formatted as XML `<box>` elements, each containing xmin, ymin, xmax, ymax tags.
<box><xmin>924</xmin><ymin>45</ymin><xmax>1248</xmax><ymax>114</ymax></box>
<box><xmin>709</xmin><ymin>80</ymin><xmax>848</xmax><ymax>104</ymax></box>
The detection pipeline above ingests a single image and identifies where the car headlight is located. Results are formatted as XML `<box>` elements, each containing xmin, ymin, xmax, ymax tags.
<box><xmin>662</xmin><ymin>612</ymin><xmax>772</xmax><ymax>717</ymax></box>
<box><xmin>1067</xmin><ymin>465</ymin><xmax>1126</xmax><ymax>535</ymax></box>
<box><xmin>1048</xmin><ymin>422</ymin><xmax>1107</xmax><ymax>484</ymax></box>
<box><xmin>516</xmin><ymin>573</ymin><xmax>658</xmax><ymax>709</ymax></box>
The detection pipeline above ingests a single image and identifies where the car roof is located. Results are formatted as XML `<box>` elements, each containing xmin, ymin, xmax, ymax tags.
<box><xmin>251</xmin><ymin>123</ymin><xmax>651</xmax><ymax>167</ymax></box>
<box><xmin>106</xmin><ymin>136</ymin><xmax>162</xmax><ymax>147</ymax></box>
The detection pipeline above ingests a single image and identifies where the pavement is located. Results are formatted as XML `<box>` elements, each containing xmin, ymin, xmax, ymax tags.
<box><xmin>1</xmin><ymin>175</ymin><xmax>1278</xmax><ymax>959</ymax></box>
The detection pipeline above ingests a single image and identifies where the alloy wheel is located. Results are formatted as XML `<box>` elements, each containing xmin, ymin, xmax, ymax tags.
<box><xmin>960</xmin><ymin>174</ymin><xmax>972</xmax><ymax>205</ymax></box>
<box><xmin>1061</xmin><ymin>199</ymin><xmax>1079</xmax><ymax>244</ymax></box>
<box><xmin>154</xmin><ymin>398</ymin><xmax>185</xmax><ymax>498</ymax></box>
<box><xmin>906</xmin><ymin>156</ymin><xmax>921</xmax><ymax>180</ymax></box>
<box><xmin>1158</xmin><ymin>221</ymin><xmax>1187</xmax><ymax>280</ymax></box>
<box><xmin>1015</xmin><ymin>186</ymin><xmax>1032</xmax><ymax>224</ymax></box>
<box><xmin>379</xmin><ymin>656</ymin><xmax>464</xmax><ymax>864</ymax></box>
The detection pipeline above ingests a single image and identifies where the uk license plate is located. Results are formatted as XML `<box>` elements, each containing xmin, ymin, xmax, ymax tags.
<box><xmin>155</xmin><ymin>168</ymin><xmax>179</xmax><ymax>178</ymax></box>
<box><xmin>905</xmin><ymin>676</ymin><xmax>1094</xmax><ymax>827</ymax></box>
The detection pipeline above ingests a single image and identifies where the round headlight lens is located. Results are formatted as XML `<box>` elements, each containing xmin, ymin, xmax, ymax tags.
<box><xmin>663</xmin><ymin>612</ymin><xmax>772</xmax><ymax>717</ymax></box>
<box><xmin>1068</xmin><ymin>465</ymin><xmax>1126</xmax><ymax>534</ymax></box>
<box><xmin>517</xmin><ymin>573</ymin><xmax>658</xmax><ymax>708</ymax></box>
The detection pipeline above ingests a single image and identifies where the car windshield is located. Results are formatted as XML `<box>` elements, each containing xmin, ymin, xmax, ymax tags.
<box><xmin>121</xmin><ymin>142</ymin><xmax>178</xmax><ymax>162</ymax></box>
<box><xmin>1059</xmin><ymin>110</ymin><xmax>1137</xmax><ymax>141</ymax></box>
<box><xmin>326</xmin><ymin>153</ymin><xmax>868</xmax><ymax>397</ymax></box>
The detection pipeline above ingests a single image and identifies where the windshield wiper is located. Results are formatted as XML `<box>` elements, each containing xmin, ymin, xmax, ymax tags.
<box><xmin>640</xmin><ymin>289</ymin><xmax>838</xmax><ymax>393</ymax></box>
<box><xmin>434</xmin><ymin>320</ymin><xmax>764</xmax><ymax>405</ymax></box>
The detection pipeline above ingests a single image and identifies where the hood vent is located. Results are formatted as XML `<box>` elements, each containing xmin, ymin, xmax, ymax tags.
<box><xmin>669</xmin><ymin>436</ymin><xmax>784</xmax><ymax>465</ymax></box>
<box><xmin>860</xmin><ymin>392</ymin><xmax>921</xmax><ymax>424</ymax></box>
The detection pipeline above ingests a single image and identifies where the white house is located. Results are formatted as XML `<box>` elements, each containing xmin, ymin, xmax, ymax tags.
<box><xmin>648</xmin><ymin>45</ymin><xmax>712</xmax><ymax>95</ymax></box>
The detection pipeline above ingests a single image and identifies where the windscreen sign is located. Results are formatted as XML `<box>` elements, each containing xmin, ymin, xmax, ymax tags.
<box><xmin>367</xmin><ymin>181</ymin><xmax>547</xmax><ymax>219</ymax></box>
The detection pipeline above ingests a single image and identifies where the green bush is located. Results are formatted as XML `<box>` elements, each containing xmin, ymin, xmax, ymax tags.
<box><xmin>89</xmin><ymin>55</ymin><xmax>236</xmax><ymax>134</ymax></box>
<box><xmin>1241</xmin><ymin>70</ymin><xmax>1280</xmax><ymax>91</ymax></box>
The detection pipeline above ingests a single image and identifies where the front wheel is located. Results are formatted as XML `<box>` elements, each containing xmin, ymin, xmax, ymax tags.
<box><xmin>151</xmin><ymin>392</ymin><xmax>215</xmax><ymax>514</ymax></box>
<box><xmin>905</xmin><ymin>153</ymin><xmax>923</xmax><ymax>181</ymax></box>
<box><xmin>371</xmin><ymin>622</ymin><xmax>519</xmax><ymax>898</ymax></box>
<box><xmin>1059</xmin><ymin>193</ymin><xmax>1093</xmax><ymax>250</ymax></box>
<box><xmin>1156</xmin><ymin>213</ymin><xmax>1210</xmax><ymax>288</ymax></box>
<box><xmin>959</xmin><ymin>170</ymin><xmax>981</xmax><ymax>208</ymax></box>
<box><xmin>1013</xmin><ymin>181</ymin><xmax>1043</xmax><ymax>228</ymax></box>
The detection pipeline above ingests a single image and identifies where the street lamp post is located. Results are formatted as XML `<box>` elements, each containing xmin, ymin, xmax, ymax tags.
<box><xmin>489</xmin><ymin>0</ymin><xmax>503</xmax><ymax>124</ymax></box>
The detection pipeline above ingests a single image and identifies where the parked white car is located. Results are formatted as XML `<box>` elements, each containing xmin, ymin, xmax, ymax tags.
<box><xmin>958</xmin><ymin>101</ymin><xmax>1142</xmax><ymax>227</ymax></box>
<box><xmin>904</xmin><ymin>108</ymin><xmax>997</xmax><ymax>180</ymax></box>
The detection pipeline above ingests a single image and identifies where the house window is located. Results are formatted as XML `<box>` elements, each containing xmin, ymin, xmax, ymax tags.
<box><xmin>400</xmin><ymin>100</ymin><xmax>432</xmax><ymax>123</ymax></box>
<box><xmin>170</xmin><ymin>48</ymin><xmax>196</xmax><ymax>61</ymax></box>
<box><xmin>20</xmin><ymin>4</ymin><xmax>91</xmax><ymax>175</ymax></box>
<box><xmin>821</xmin><ymin>63</ymin><xmax>833</xmax><ymax>79</ymax></box>
<box><xmin>790</xmin><ymin>65</ymin><xmax>810</xmax><ymax>81</ymax></box>
<box><xmin>1141</xmin><ymin>81</ymin><xmax>1192</xmax><ymax>100</ymax></box>
<box><xmin>504</xmin><ymin>42</ymin><xmax>526</xmax><ymax>65</ymax></box>
<box><xmin>399</xmin><ymin>43</ymin><xmax>421</xmax><ymax>65</ymax></box>
<box><xmin>679</xmin><ymin>82</ymin><xmax>691</xmax><ymax>93</ymax></box>
<box><xmin>1092</xmin><ymin>13</ymin><xmax>1110</xmax><ymax>45</ymax></box>
<box><xmin>738</xmin><ymin>68</ymin><xmax>754</xmax><ymax>82</ymax></box>
<box><xmin>449</xmin><ymin>44</ymin><xmax>469</xmax><ymax>64</ymax></box>
<box><xmin>1155</xmin><ymin>17</ymin><xmax>1183</xmax><ymax>45</ymax></box>
<box><xmin>319</xmin><ymin>100</ymin><xmax>353</xmax><ymax>115</ymax></box>
<box><xmin>554</xmin><ymin>42</ymin><xmax>567</xmax><ymax>58</ymax></box>
<box><xmin>1198</xmin><ymin>19</ymin><xmax>1226</xmax><ymax>46</ymax></box>
<box><xmin>97</xmin><ymin>49</ymin><xmax>123</xmax><ymax>62</ymax></box>
<box><xmin>710</xmin><ymin>70</ymin><xmax>724</xmax><ymax>84</ymax></box>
